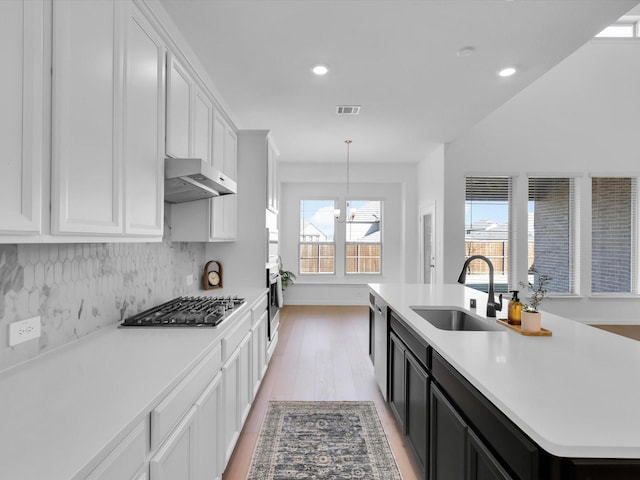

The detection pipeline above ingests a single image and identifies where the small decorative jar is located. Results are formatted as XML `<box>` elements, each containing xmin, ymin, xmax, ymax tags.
<box><xmin>521</xmin><ymin>311</ymin><xmax>542</xmax><ymax>332</ymax></box>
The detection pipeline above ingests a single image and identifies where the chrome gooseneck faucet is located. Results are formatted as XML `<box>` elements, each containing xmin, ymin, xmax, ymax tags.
<box><xmin>457</xmin><ymin>255</ymin><xmax>503</xmax><ymax>317</ymax></box>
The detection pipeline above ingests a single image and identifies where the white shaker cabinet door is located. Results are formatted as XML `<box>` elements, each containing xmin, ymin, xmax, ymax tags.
<box><xmin>194</xmin><ymin>372</ymin><xmax>223</xmax><ymax>480</ymax></box>
<box><xmin>212</xmin><ymin>112</ymin><xmax>226</xmax><ymax>174</ymax></box>
<box><xmin>250</xmin><ymin>311</ymin><xmax>268</xmax><ymax>398</ymax></box>
<box><xmin>123</xmin><ymin>4</ymin><xmax>164</xmax><ymax>236</ymax></box>
<box><xmin>210</xmin><ymin>118</ymin><xmax>237</xmax><ymax>241</ymax></box>
<box><xmin>52</xmin><ymin>0</ymin><xmax>124</xmax><ymax>235</ymax></box>
<box><xmin>166</xmin><ymin>53</ymin><xmax>193</xmax><ymax>158</ymax></box>
<box><xmin>85</xmin><ymin>421</ymin><xmax>146</xmax><ymax>480</ymax></box>
<box><xmin>193</xmin><ymin>88</ymin><xmax>213</xmax><ymax>165</ymax></box>
<box><xmin>0</xmin><ymin>0</ymin><xmax>44</xmax><ymax>235</ymax></box>
<box><xmin>150</xmin><ymin>406</ymin><xmax>197</xmax><ymax>480</ymax></box>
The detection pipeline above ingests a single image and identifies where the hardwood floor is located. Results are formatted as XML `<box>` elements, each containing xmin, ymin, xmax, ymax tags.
<box><xmin>222</xmin><ymin>305</ymin><xmax>423</xmax><ymax>480</ymax></box>
<box><xmin>592</xmin><ymin>324</ymin><xmax>640</xmax><ymax>342</ymax></box>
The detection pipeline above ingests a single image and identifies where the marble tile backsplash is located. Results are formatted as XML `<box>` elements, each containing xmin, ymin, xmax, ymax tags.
<box><xmin>0</xmin><ymin>233</ymin><xmax>205</xmax><ymax>370</ymax></box>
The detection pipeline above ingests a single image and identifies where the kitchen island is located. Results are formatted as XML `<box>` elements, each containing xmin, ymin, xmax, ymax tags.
<box><xmin>370</xmin><ymin>283</ymin><xmax>640</xmax><ymax>479</ymax></box>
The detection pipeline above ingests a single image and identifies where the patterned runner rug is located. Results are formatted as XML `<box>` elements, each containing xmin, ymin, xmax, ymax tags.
<box><xmin>247</xmin><ymin>401</ymin><xmax>402</xmax><ymax>479</ymax></box>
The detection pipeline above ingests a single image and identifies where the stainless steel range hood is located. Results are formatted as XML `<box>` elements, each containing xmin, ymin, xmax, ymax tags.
<box><xmin>164</xmin><ymin>158</ymin><xmax>236</xmax><ymax>203</ymax></box>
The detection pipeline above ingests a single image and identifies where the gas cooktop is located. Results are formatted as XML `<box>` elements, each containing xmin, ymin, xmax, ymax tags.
<box><xmin>120</xmin><ymin>296</ymin><xmax>245</xmax><ymax>327</ymax></box>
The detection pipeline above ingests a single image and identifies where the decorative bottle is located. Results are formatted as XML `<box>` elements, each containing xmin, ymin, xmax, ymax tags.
<box><xmin>507</xmin><ymin>290</ymin><xmax>522</xmax><ymax>325</ymax></box>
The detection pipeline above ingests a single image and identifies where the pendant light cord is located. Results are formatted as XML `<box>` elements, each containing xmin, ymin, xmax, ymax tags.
<box><xmin>345</xmin><ymin>139</ymin><xmax>352</xmax><ymax>196</ymax></box>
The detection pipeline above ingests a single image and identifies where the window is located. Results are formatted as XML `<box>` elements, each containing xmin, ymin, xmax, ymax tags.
<box><xmin>591</xmin><ymin>177</ymin><xmax>638</xmax><ymax>294</ymax></box>
<box><xmin>528</xmin><ymin>177</ymin><xmax>577</xmax><ymax>294</ymax></box>
<box><xmin>299</xmin><ymin>200</ymin><xmax>335</xmax><ymax>274</ymax></box>
<box><xmin>464</xmin><ymin>177</ymin><xmax>511</xmax><ymax>293</ymax></box>
<box><xmin>346</xmin><ymin>200</ymin><xmax>381</xmax><ymax>274</ymax></box>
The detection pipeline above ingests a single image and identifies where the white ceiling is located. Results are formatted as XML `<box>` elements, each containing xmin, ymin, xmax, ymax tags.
<box><xmin>159</xmin><ymin>0</ymin><xmax>638</xmax><ymax>164</ymax></box>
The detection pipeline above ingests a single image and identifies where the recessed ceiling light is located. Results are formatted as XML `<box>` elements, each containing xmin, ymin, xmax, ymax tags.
<box><xmin>498</xmin><ymin>66</ymin><xmax>517</xmax><ymax>77</ymax></box>
<box><xmin>312</xmin><ymin>64</ymin><xmax>329</xmax><ymax>76</ymax></box>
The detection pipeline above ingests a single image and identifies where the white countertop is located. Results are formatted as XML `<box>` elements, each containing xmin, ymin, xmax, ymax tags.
<box><xmin>370</xmin><ymin>283</ymin><xmax>640</xmax><ymax>459</ymax></box>
<box><xmin>0</xmin><ymin>288</ymin><xmax>267</xmax><ymax>480</ymax></box>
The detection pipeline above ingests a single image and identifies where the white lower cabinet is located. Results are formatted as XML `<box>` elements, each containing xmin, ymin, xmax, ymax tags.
<box><xmin>86</xmin><ymin>421</ymin><xmax>146</xmax><ymax>480</ymax></box>
<box><xmin>194</xmin><ymin>372</ymin><xmax>224</xmax><ymax>480</ymax></box>
<box><xmin>222</xmin><ymin>331</ymin><xmax>252</xmax><ymax>465</ymax></box>
<box><xmin>82</xmin><ymin>294</ymin><xmax>270</xmax><ymax>480</ymax></box>
<box><xmin>150</xmin><ymin>406</ymin><xmax>197</xmax><ymax>480</ymax></box>
<box><xmin>250</xmin><ymin>310</ymin><xmax>268</xmax><ymax>398</ymax></box>
<box><xmin>237</xmin><ymin>333</ymin><xmax>252</xmax><ymax>427</ymax></box>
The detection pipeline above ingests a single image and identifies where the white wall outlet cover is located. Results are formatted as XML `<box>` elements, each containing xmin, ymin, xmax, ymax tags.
<box><xmin>8</xmin><ymin>316</ymin><xmax>41</xmax><ymax>347</ymax></box>
<box><xmin>185</xmin><ymin>274</ymin><xmax>194</xmax><ymax>286</ymax></box>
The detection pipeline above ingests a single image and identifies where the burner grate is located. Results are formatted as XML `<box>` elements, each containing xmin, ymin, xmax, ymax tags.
<box><xmin>121</xmin><ymin>296</ymin><xmax>245</xmax><ymax>327</ymax></box>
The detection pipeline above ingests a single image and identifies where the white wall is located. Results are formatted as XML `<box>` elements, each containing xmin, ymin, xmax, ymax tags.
<box><xmin>441</xmin><ymin>39</ymin><xmax>640</xmax><ymax>323</ymax></box>
<box><xmin>279</xmin><ymin>161</ymin><xmax>418</xmax><ymax>305</ymax></box>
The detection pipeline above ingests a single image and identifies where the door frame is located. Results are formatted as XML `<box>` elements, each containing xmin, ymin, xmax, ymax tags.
<box><xmin>419</xmin><ymin>202</ymin><xmax>436</xmax><ymax>284</ymax></box>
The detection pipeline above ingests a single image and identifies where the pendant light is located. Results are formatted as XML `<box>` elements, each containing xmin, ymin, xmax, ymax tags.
<box><xmin>334</xmin><ymin>140</ymin><xmax>353</xmax><ymax>223</ymax></box>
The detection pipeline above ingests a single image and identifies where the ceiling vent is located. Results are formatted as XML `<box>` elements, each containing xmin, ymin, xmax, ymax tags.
<box><xmin>336</xmin><ymin>105</ymin><xmax>361</xmax><ymax>115</ymax></box>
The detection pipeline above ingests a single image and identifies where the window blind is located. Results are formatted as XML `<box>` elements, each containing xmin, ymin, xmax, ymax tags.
<box><xmin>528</xmin><ymin>177</ymin><xmax>576</xmax><ymax>294</ymax></box>
<box><xmin>592</xmin><ymin>177</ymin><xmax>638</xmax><ymax>294</ymax></box>
<box><xmin>464</xmin><ymin>176</ymin><xmax>512</xmax><ymax>293</ymax></box>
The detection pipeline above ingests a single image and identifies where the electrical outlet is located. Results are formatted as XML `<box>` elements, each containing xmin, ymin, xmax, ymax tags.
<box><xmin>185</xmin><ymin>274</ymin><xmax>194</xmax><ymax>286</ymax></box>
<box><xmin>8</xmin><ymin>316</ymin><xmax>41</xmax><ymax>347</ymax></box>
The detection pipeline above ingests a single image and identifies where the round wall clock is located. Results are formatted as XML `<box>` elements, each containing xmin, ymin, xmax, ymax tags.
<box><xmin>203</xmin><ymin>260</ymin><xmax>223</xmax><ymax>290</ymax></box>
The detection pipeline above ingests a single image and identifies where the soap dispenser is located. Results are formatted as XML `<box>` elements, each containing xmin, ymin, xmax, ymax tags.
<box><xmin>507</xmin><ymin>290</ymin><xmax>522</xmax><ymax>325</ymax></box>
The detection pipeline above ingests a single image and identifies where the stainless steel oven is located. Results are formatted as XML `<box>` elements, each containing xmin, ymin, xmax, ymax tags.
<box><xmin>267</xmin><ymin>267</ymin><xmax>280</xmax><ymax>344</ymax></box>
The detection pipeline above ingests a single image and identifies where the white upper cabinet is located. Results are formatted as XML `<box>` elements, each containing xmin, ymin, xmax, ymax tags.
<box><xmin>0</xmin><ymin>0</ymin><xmax>44</xmax><ymax>236</ymax></box>
<box><xmin>51</xmin><ymin>0</ymin><xmax>164</xmax><ymax>238</ymax></box>
<box><xmin>166</xmin><ymin>53</ymin><xmax>193</xmax><ymax>159</ymax></box>
<box><xmin>212</xmin><ymin>113</ymin><xmax>226</xmax><ymax>174</ymax></box>
<box><xmin>211</xmin><ymin>121</ymin><xmax>237</xmax><ymax>241</ymax></box>
<box><xmin>52</xmin><ymin>0</ymin><xmax>124</xmax><ymax>235</ymax></box>
<box><xmin>194</xmin><ymin>87</ymin><xmax>213</xmax><ymax>165</ymax></box>
<box><xmin>171</xmin><ymin>108</ymin><xmax>237</xmax><ymax>242</ymax></box>
<box><xmin>124</xmin><ymin>3</ymin><xmax>165</xmax><ymax>236</ymax></box>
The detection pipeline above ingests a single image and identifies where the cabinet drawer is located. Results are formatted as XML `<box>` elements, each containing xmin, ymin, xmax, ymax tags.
<box><xmin>86</xmin><ymin>421</ymin><xmax>146</xmax><ymax>480</ymax></box>
<box><xmin>151</xmin><ymin>344</ymin><xmax>222</xmax><ymax>450</ymax></box>
<box><xmin>251</xmin><ymin>294</ymin><xmax>268</xmax><ymax>324</ymax></box>
<box><xmin>432</xmin><ymin>351</ymin><xmax>538</xmax><ymax>480</ymax></box>
<box><xmin>390</xmin><ymin>310</ymin><xmax>430</xmax><ymax>370</ymax></box>
<box><xmin>222</xmin><ymin>311</ymin><xmax>251</xmax><ymax>360</ymax></box>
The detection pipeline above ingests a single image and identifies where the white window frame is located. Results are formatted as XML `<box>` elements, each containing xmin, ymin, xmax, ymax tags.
<box><xmin>298</xmin><ymin>199</ymin><xmax>336</xmax><ymax>276</ymax></box>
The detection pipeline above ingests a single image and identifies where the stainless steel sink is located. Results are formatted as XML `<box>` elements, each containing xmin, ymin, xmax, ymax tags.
<box><xmin>410</xmin><ymin>307</ymin><xmax>502</xmax><ymax>332</ymax></box>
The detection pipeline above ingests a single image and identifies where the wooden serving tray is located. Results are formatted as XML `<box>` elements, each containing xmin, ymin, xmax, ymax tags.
<box><xmin>497</xmin><ymin>319</ymin><xmax>552</xmax><ymax>336</ymax></box>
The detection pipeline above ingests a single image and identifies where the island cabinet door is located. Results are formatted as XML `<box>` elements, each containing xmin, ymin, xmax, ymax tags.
<box><xmin>467</xmin><ymin>429</ymin><xmax>512</xmax><ymax>480</ymax></box>
<box><xmin>405</xmin><ymin>351</ymin><xmax>429</xmax><ymax>475</ymax></box>
<box><xmin>430</xmin><ymin>383</ymin><xmax>467</xmax><ymax>480</ymax></box>
<box><xmin>430</xmin><ymin>383</ymin><xmax>514</xmax><ymax>480</ymax></box>
<box><xmin>388</xmin><ymin>332</ymin><xmax>407</xmax><ymax>431</ymax></box>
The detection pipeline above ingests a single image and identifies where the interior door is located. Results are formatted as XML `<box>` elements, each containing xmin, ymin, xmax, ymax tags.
<box><xmin>420</xmin><ymin>205</ymin><xmax>436</xmax><ymax>284</ymax></box>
